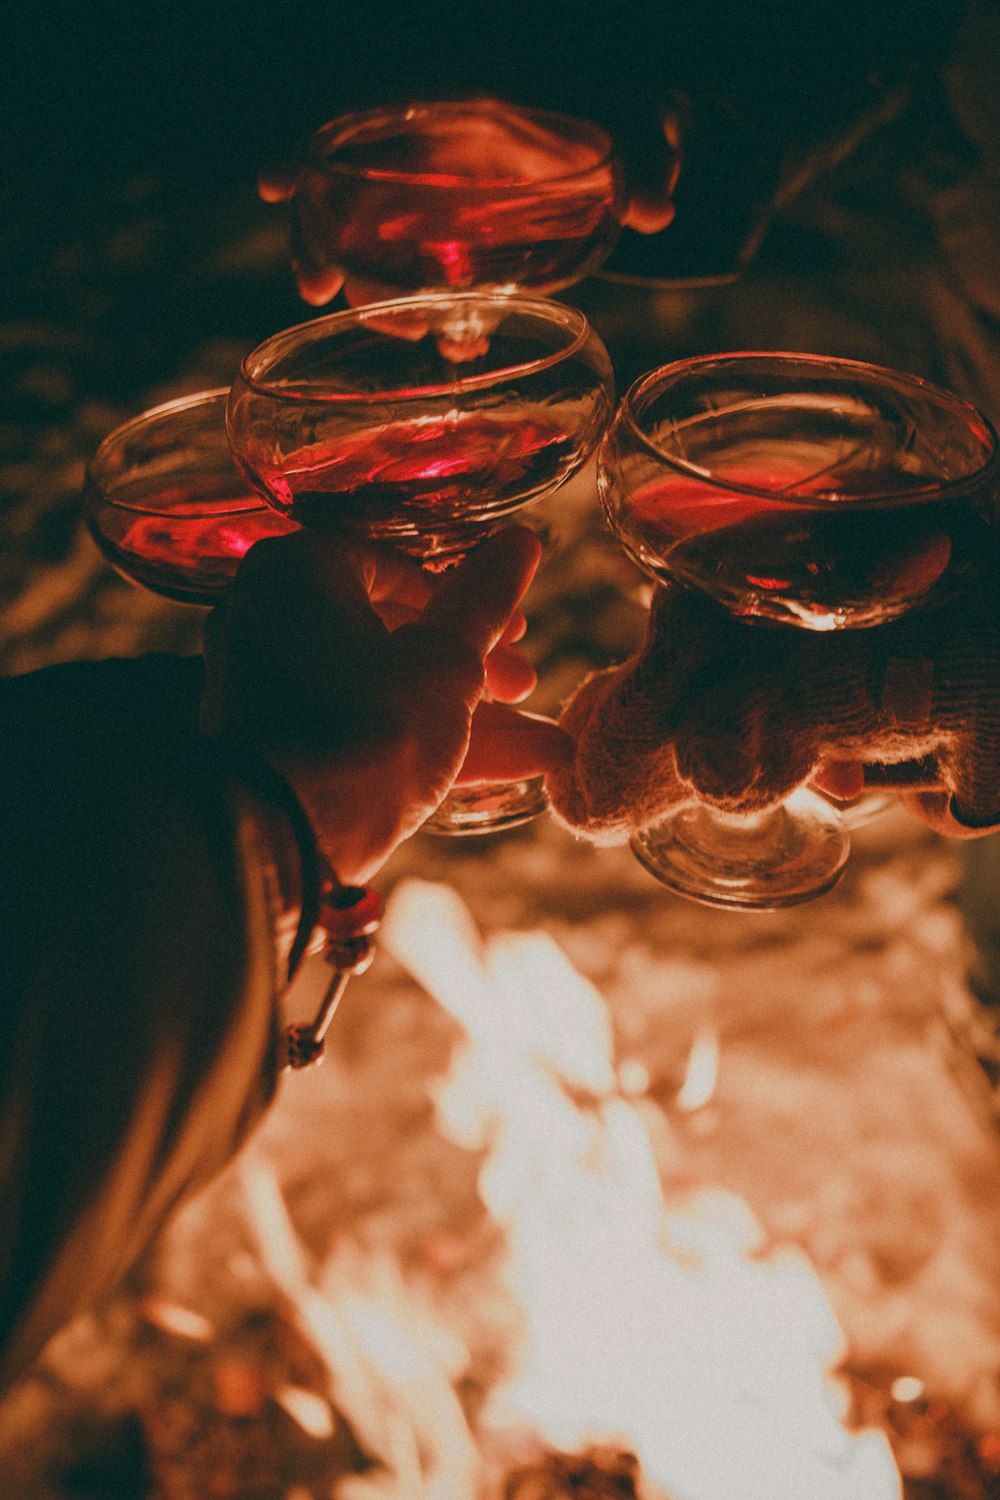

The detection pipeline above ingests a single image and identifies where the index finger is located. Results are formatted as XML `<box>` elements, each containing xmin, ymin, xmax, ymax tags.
<box><xmin>258</xmin><ymin>167</ymin><xmax>295</xmax><ymax>203</ymax></box>
<box><xmin>258</xmin><ymin>150</ymin><xmax>301</xmax><ymax>203</ymax></box>
<box><xmin>418</xmin><ymin>527</ymin><xmax>541</xmax><ymax>663</ymax></box>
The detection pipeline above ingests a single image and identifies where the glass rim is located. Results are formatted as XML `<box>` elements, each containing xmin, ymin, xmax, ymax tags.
<box><xmin>307</xmin><ymin>99</ymin><xmax>619</xmax><ymax>189</ymax></box>
<box><xmin>235</xmin><ymin>292</ymin><xmax>596</xmax><ymax>405</ymax></box>
<box><xmin>86</xmin><ymin>385</ymin><xmax>271</xmax><ymax>517</ymax></box>
<box><xmin>90</xmin><ymin>385</ymin><xmax>230</xmax><ymax>456</ymax></box>
<box><xmin>617</xmin><ymin>350</ymin><xmax>1000</xmax><ymax>507</ymax></box>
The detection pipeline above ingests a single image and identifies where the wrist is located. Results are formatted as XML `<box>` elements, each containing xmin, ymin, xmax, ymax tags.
<box><xmin>239</xmin><ymin>784</ymin><xmax>307</xmax><ymax>978</ymax></box>
<box><xmin>214</xmin><ymin>744</ymin><xmax>325</xmax><ymax>986</ymax></box>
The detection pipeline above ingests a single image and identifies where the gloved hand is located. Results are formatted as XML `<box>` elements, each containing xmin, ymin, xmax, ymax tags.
<box><xmin>549</xmin><ymin>563</ymin><xmax>1000</xmax><ymax>843</ymax></box>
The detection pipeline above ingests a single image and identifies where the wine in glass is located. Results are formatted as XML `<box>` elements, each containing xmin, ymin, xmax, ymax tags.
<box><xmin>599</xmin><ymin>351</ymin><xmax>999</xmax><ymax>908</ymax></box>
<box><xmin>293</xmin><ymin>98</ymin><xmax>625</xmax><ymax>303</ymax></box>
<box><xmin>227</xmin><ymin>289</ymin><xmax>614</xmax><ymax>834</ymax></box>
<box><xmin>85</xmin><ymin>387</ymin><xmax>299</xmax><ymax>605</ymax></box>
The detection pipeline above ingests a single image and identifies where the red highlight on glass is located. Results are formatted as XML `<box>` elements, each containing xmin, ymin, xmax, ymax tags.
<box><xmin>85</xmin><ymin>388</ymin><xmax>299</xmax><ymax>605</ymax></box>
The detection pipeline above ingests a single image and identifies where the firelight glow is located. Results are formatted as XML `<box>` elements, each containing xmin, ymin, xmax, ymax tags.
<box><xmin>239</xmin><ymin>878</ymin><xmax>903</xmax><ymax>1500</ymax></box>
<box><xmin>381</xmin><ymin>879</ymin><xmax>902</xmax><ymax>1500</ymax></box>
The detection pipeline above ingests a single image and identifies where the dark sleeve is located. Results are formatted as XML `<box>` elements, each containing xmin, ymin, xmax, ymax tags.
<box><xmin>0</xmin><ymin>656</ymin><xmax>282</xmax><ymax>1385</ymax></box>
<box><xmin>572</xmin><ymin>0</ymin><xmax>968</xmax><ymax>277</ymax></box>
<box><xmin>10</xmin><ymin>0</ymin><xmax>963</xmax><ymax>214</ymax></box>
<box><xmin>266</xmin><ymin>0</ymin><xmax>966</xmax><ymax>276</ymax></box>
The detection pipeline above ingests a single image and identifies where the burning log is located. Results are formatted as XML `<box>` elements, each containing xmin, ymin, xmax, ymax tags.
<box><xmin>503</xmin><ymin>1446</ymin><xmax>643</xmax><ymax>1500</ymax></box>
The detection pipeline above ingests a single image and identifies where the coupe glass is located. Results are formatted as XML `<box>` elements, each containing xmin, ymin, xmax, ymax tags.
<box><xmin>599</xmin><ymin>352</ymin><xmax>999</xmax><ymax>908</ymax></box>
<box><xmin>227</xmin><ymin>290</ymin><xmax>614</xmax><ymax>834</ymax></box>
<box><xmin>295</xmin><ymin>99</ymin><xmax>625</xmax><ymax>303</ymax></box>
<box><xmin>85</xmin><ymin>388</ymin><xmax>299</xmax><ymax>605</ymax></box>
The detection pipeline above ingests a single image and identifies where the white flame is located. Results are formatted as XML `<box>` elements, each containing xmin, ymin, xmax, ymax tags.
<box><xmin>676</xmin><ymin>1026</ymin><xmax>720</xmax><ymax>1112</ymax></box>
<box><xmin>381</xmin><ymin>879</ymin><xmax>902</xmax><ymax>1500</ymax></box>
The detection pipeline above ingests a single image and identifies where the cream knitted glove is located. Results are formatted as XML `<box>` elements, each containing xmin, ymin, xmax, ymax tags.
<box><xmin>549</xmin><ymin>568</ymin><xmax>1000</xmax><ymax>841</ymax></box>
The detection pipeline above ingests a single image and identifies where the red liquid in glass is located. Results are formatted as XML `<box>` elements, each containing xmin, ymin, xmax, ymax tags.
<box><xmin>268</xmin><ymin>411</ymin><xmax>577</xmax><ymax>560</ymax></box>
<box><xmin>320</xmin><ymin>178</ymin><xmax>619</xmax><ymax>295</ymax></box>
<box><xmin>89</xmin><ymin>489</ymin><xmax>298</xmax><ymax>604</ymax></box>
<box><xmin>618</xmin><ymin>469</ymin><xmax>991</xmax><ymax>627</ymax></box>
<box><xmin>307</xmin><ymin>115</ymin><xmax>620</xmax><ymax>296</ymax></box>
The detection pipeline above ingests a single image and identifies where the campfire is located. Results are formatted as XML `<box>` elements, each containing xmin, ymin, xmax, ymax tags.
<box><xmin>2</xmin><ymin>810</ymin><xmax>1000</xmax><ymax>1500</ymax></box>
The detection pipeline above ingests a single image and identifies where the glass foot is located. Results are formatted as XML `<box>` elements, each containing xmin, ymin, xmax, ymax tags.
<box><xmin>630</xmin><ymin>787</ymin><xmax>851</xmax><ymax>910</ymax></box>
<box><xmin>423</xmin><ymin>774</ymin><xmax>549</xmax><ymax>837</ymax></box>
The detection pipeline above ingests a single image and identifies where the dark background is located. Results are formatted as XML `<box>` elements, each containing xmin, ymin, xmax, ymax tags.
<box><xmin>3</xmin><ymin>0</ymin><xmax>962</xmax><ymax>189</ymax></box>
<box><xmin>0</xmin><ymin>0</ymin><xmax>991</xmax><ymax>674</ymax></box>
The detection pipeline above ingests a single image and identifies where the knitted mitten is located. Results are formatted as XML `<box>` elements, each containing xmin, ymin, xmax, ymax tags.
<box><xmin>545</xmin><ymin>588</ymin><xmax>692</xmax><ymax>843</ymax></box>
<box><xmin>549</xmin><ymin>570</ymin><xmax>1000</xmax><ymax>841</ymax></box>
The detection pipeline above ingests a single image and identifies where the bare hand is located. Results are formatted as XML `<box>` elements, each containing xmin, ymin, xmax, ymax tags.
<box><xmin>201</xmin><ymin>527</ymin><xmax>571</xmax><ymax>882</ymax></box>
